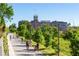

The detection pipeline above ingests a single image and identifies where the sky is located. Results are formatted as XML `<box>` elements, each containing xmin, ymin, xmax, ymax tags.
<box><xmin>6</xmin><ymin>3</ymin><xmax>79</xmax><ymax>27</ymax></box>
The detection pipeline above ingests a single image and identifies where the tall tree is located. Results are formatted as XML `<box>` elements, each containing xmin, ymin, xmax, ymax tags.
<box><xmin>0</xmin><ymin>3</ymin><xmax>14</xmax><ymax>37</ymax></box>
<box><xmin>17</xmin><ymin>20</ymin><xmax>35</xmax><ymax>44</ymax></box>
<box><xmin>62</xmin><ymin>27</ymin><xmax>79</xmax><ymax>56</ymax></box>
<box><xmin>33</xmin><ymin>27</ymin><xmax>45</xmax><ymax>49</ymax></box>
<box><xmin>44</xmin><ymin>32</ymin><xmax>52</xmax><ymax>47</ymax></box>
<box><xmin>0</xmin><ymin>3</ymin><xmax>14</xmax><ymax>25</ymax></box>
<box><xmin>17</xmin><ymin>24</ymin><xmax>27</xmax><ymax>37</ymax></box>
<box><xmin>25</xmin><ymin>22</ymin><xmax>35</xmax><ymax>40</ymax></box>
<box><xmin>9</xmin><ymin>24</ymin><xmax>16</xmax><ymax>33</ymax></box>
<box><xmin>41</xmin><ymin>24</ymin><xmax>57</xmax><ymax>47</ymax></box>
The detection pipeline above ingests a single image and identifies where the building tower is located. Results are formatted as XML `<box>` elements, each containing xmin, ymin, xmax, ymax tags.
<box><xmin>33</xmin><ymin>15</ymin><xmax>39</xmax><ymax>29</ymax></box>
<box><xmin>34</xmin><ymin>15</ymin><xmax>38</xmax><ymax>21</ymax></box>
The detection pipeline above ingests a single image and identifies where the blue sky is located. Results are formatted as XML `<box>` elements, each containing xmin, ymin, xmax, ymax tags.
<box><xmin>6</xmin><ymin>3</ymin><xmax>79</xmax><ymax>27</ymax></box>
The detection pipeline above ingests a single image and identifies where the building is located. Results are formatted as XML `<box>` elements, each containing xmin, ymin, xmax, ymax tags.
<box><xmin>52</xmin><ymin>21</ymin><xmax>68</xmax><ymax>31</ymax></box>
<box><xmin>40</xmin><ymin>20</ymin><xmax>51</xmax><ymax>25</ymax></box>
<box><xmin>31</xmin><ymin>15</ymin><xmax>40</xmax><ymax>29</ymax></box>
<box><xmin>30</xmin><ymin>15</ymin><xmax>68</xmax><ymax>31</ymax></box>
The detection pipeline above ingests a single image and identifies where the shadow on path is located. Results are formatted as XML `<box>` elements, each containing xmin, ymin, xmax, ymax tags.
<box><xmin>17</xmin><ymin>54</ymin><xmax>34</xmax><ymax>56</ymax></box>
<box><xmin>14</xmin><ymin>45</ymin><xmax>26</xmax><ymax>47</ymax></box>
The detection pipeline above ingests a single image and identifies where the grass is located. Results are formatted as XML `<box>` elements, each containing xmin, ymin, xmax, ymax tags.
<box><xmin>31</xmin><ymin>40</ymin><xmax>56</xmax><ymax>56</ymax></box>
<box><xmin>31</xmin><ymin>40</ymin><xmax>36</xmax><ymax>46</ymax></box>
<box><xmin>39</xmin><ymin>45</ymin><xmax>56</xmax><ymax>56</ymax></box>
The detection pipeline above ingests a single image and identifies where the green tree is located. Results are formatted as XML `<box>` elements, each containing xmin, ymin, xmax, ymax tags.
<box><xmin>17</xmin><ymin>20</ymin><xmax>35</xmax><ymax>44</ymax></box>
<box><xmin>25</xmin><ymin>22</ymin><xmax>35</xmax><ymax>40</ymax></box>
<box><xmin>41</xmin><ymin>24</ymin><xmax>57</xmax><ymax>47</ymax></box>
<box><xmin>44</xmin><ymin>32</ymin><xmax>52</xmax><ymax>47</ymax></box>
<box><xmin>59</xmin><ymin>38</ymin><xmax>71</xmax><ymax>56</ymax></box>
<box><xmin>17</xmin><ymin>24</ymin><xmax>27</xmax><ymax>37</ymax></box>
<box><xmin>62</xmin><ymin>27</ymin><xmax>79</xmax><ymax>56</ymax></box>
<box><xmin>33</xmin><ymin>27</ymin><xmax>45</xmax><ymax>50</ymax></box>
<box><xmin>0</xmin><ymin>3</ymin><xmax>14</xmax><ymax>26</ymax></box>
<box><xmin>9</xmin><ymin>24</ymin><xmax>16</xmax><ymax>33</ymax></box>
<box><xmin>70</xmin><ymin>28</ymin><xmax>79</xmax><ymax>56</ymax></box>
<box><xmin>0</xmin><ymin>3</ymin><xmax>14</xmax><ymax>37</ymax></box>
<box><xmin>33</xmin><ymin>27</ymin><xmax>45</xmax><ymax>45</ymax></box>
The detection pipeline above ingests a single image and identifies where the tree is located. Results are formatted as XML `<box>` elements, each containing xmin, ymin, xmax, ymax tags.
<box><xmin>0</xmin><ymin>3</ymin><xmax>14</xmax><ymax>37</ymax></box>
<box><xmin>70</xmin><ymin>28</ymin><xmax>79</xmax><ymax>56</ymax></box>
<box><xmin>9</xmin><ymin>24</ymin><xmax>16</xmax><ymax>33</ymax></box>
<box><xmin>62</xmin><ymin>27</ymin><xmax>79</xmax><ymax>56</ymax></box>
<box><xmin>40</xmin><ymin>24</ymin><xmax>57</xmax><ymax>47</ymax></box>
<box><xmin>17</xmin><ymin>20</ymin><xmax>35</xmax><ymax>45</ymax></box>
<box><xmin>59</xmin><ymin>38</ymin><xmax>71</xmax><ymax>56</ymax></box>
<box><xmin>52</xmin><ymin>31</ymin><xmax>72</xmax><ymax>56</ymax></box>
<box><xmin>41</xmin><ymin>24</ymin><xmax>58</xmax><ymax>39</ymax></box>
<box><xmin>17</xmin><ymin>20</ymin><xmax>28</xmax><ymax>36</ymax></box>
<box><xmin>18</xmin><ymin>20</ymin><xmax>29</xmax><ymax>26</ymax></box>
<box><xmin>0</xmin><ymin>3</ymin><xmax>14</xmax><ymax>25</ymax></box>
<box><xmin>17</xmin><ymin>24</ymin><xmax>27</xmax><ymax>37</ymax></box>
<box><xmin>25</xmin><ymin>22</ymin><xmax>35</xmax><ymax>40</ymax></box>
<box><xmin>33</xmin><ymin>27</ymin><xmax>45</xmax><ymax>44</ymax></box>
<box><xmin>44</xmin><ymin>32</ymin><xmax>52</xmax><ymax>47</ymax></box>
<box><xmin>33</xmin><ymin>28</ymin><xmax>42</xmax><ymax>43</ymax></box>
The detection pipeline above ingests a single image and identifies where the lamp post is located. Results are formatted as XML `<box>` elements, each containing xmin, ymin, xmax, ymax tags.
<box><xmin>58</xmin><ymin>23</ymin><xmax>60</xmax><ymax>56</ymax></box>
<box><xmin>29</xmin><ymin>28</ymin><xmax>32</xmax><ymax>47</ymax></box>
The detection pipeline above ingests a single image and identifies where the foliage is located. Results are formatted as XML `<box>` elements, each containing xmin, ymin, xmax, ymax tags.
<box><xmin>44</xmin><ymin>32</ymin><xmax>52</xmax><ymax>47</ymax></box>
<box><xmin>33</xmin><ymin>27</ymin><xmax>45</xmax><ymax>45</ymax></box>
<box><xmin>17</xmin><ymin>21</ymin><xmax>28</xmax><ymax>37</ymax></box>
<box><xmin>17</xmin><ymin>20</ymin><xmax>35</xmax><ymax>42</ymax></box>
<box><xmin>62</xmin><ymin>27</ymin><xmax>79</xmax><ymax>56</ymax></box>
<box><xmin>0</xmin><ymin>3</ymin><xmax>14</xmax><ymax>56</ymax></box>
<box><xmin>59</xmin><ymin>38</ymin><xmax>71</xmax><ymax>56</ymax></box>
<box><xmin>16</xmin><ymin>19</ymin><xmax>79</xmax><ymax>56</ymax></box>
<box><xmin>0</xmin><ymin>3</ymin><xmax>14</xmax><ymax>33</ymax></box>
<box><xmin>9</xmin><ymin>24</ymin><xmax>17</xmax><ymax>33</ymax></box>
<box><xmin>0</xmin><ymin>3</ymin><xmax>14</xmax><ymax>20</ymax></box>
<box><xmin>0</xmin><ymin>3</ymin><xmax>14</xmax><ymax>38</ymax></box>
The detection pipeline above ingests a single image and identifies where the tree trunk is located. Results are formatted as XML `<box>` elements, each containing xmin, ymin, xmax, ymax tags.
<box><xmin>28</xmin><ymin>39</ymin><xmax>32</xmax><ymax>47</ymax></box>
<box><xmin>0</xmin><ymin>16</ymin><xmax>5</xmax><ymax>38</ymax></box>
<box><xmin>37</xmin><ymin>43</ymin><xmax>39</xmax><ymax>50</ymax></box>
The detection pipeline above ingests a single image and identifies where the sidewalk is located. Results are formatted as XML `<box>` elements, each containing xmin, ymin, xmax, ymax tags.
<box><xmin>0</xmin><ymin>38</ymin><xmax>4</xmax><ymax>56</ymax></box>
<box><xmin>7</xmin><ymin>33</ymin><xmax>43</xmax><ymax>56</ymax></box>
<box><xmin>7</xmin><ymin>33</ymin><xmax>15</xmax><ymax>56</ymax></box>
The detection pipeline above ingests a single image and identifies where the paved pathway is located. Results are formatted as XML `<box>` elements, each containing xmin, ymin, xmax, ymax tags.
<box><xmin>0</xmin><ymin>39</ymin><xmax>3</xmax><ymax>56</ymax></box>
<box><xmin>8</xmin><ymin>33</ymin><xmax>43</xmax><ymax>56</ymax></box>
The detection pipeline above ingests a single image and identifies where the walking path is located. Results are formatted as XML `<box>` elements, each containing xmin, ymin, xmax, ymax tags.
<box><xmin>8</xmin><ymin>33</ymin><xmax>43</xmax><ymax>56</ymax></box>
<box><xmin>0</xmin><ymin>39</ymin><xmax>3</xmax><ymax>56</ymax></box>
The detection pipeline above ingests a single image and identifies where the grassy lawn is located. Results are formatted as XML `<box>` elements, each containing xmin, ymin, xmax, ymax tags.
<box><xmin>32</xmin><ymin>40</ymin><xmax>56</xmax><ymax>56</ymax></box>
<box><xmin>39</xmin><ymin>44</ymin><xmax>56</xmax><ymax>56</ymax></box>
